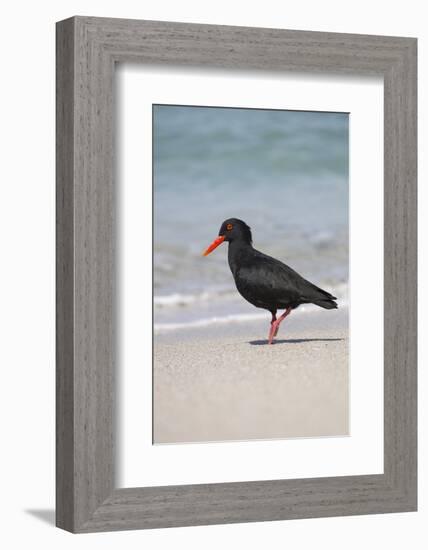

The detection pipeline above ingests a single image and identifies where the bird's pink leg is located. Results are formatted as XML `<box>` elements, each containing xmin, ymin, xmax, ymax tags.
<box><xmin>269</xmin><ymin>307</ymin><xmax>292</xmax><ymax>343</ymax></box>
<box><xmin>268</xmin><ymin>313</ymin><xmax>277</xmax><ymax>344</ymax></box>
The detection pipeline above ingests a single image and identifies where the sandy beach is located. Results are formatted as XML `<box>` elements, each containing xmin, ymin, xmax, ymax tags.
<box><xmin>153</xmin><ymin>307</ymin><xmax>348</xmax><ymax>444</ymax></box>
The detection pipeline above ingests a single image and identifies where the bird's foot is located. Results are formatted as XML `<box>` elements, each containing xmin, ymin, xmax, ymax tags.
<box><xmin>268</xmin><ymin>320</ymin><xmax>277</xmax><ymax>344</ymax></box>
<box><xmin>268</xmin><ymin>308</ymin><xmax>292</xmax><ymax>343</ymax></box>
<box><xmin>269</xmin><ymin>319</ymin><xmax>281</xmax><ymax>343</ymax></box>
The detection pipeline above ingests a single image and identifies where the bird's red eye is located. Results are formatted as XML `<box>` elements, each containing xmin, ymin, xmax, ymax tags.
<box><xmin>226</xmin><ymin>223</ymin><xmax>233</xmax><ymax>230</ymax></box>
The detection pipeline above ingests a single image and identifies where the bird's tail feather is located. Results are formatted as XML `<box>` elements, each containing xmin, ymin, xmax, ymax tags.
<box><xmin>304</xmin><ymin>283</ymin><xmax>338</xmax><ymax>310</ymax></box>
<box><xmin>313</xmin><ymin>298</ymin><xmax>338</xmax><ymax>310</ymax></box>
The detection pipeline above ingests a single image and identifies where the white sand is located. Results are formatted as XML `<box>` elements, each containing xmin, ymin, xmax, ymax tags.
<box><xmin>153</xmin><ymin>308</ymin><xmax>348</xmax><ymax>444</ymax></box>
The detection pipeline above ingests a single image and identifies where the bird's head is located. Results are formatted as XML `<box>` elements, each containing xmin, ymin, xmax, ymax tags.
<box><xmin>202</xmin><ymin>218</ymin><xmax>252</xmax><ymax>256</ymax></box>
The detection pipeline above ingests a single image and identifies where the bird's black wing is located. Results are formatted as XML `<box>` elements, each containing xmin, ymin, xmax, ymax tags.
<box><xmin>234</xmin><ymin>252</ymin><xmax>301</xmax><ymax>308</ymax></box>
<box><xmin>235</xmin><ymin>249</ymin><xmax>337</xmax><ymax>309</ymax></box>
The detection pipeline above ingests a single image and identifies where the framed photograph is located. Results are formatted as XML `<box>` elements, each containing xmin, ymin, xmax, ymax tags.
<box><xmin>56</xmin><ymin>16</ymin><xmax>417</xmax><ymax>532</ymax></box>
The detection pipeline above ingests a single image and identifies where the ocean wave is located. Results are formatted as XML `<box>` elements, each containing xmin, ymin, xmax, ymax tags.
<box><xmin>154</xmin><ymin>282</ymin><xmax>348</xmax><ymax>310</ymax></box>
<box><xmin>154</xmin><ymin>312</ymin><xmax>267</xmax><ymax>332</ymax></box>
<box><xmin>154</xmin><ymin>296</ymin><xmax>348</xmax><ymax>333</ymax></box>
<box><xmin>154</xmin><ymin>289</ymin><xmax>235</xmax><ymax>308</ymax></box>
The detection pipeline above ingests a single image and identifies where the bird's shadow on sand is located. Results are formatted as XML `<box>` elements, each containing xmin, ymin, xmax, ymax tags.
<box><xmin>249</xmin><ymin>337</ymin><xmax>344</xmax><ymax>346</ymax></box>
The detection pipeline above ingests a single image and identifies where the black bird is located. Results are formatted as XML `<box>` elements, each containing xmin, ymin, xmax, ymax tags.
<box><xmin>203</xmin><ymin>218</ymin><xmax>337</xmax><ymax>344</ymax></box>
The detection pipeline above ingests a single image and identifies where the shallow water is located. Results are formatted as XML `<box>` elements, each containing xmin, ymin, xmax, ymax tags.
<box><xmin>153</xmin><ymin>105</ymin><xmax>349</xmax><ymax>329</ymax></box>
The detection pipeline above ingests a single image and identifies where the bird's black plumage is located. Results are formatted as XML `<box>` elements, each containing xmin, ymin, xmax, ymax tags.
<box><xmin>218</xmin><ymin>218</ymin><xmax>337</xmax><ymax>316</ymax></box>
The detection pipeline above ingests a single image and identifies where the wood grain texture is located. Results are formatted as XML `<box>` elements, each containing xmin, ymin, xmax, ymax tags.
<box><xmin>56</xmin><ymin>16</ymin><xmax>417</xmax><ymax>533</ymax></box>
<box><xmin>56</xmin><ymin>18</ymin><xmax>75</xmax><ymax>532</ymax></box>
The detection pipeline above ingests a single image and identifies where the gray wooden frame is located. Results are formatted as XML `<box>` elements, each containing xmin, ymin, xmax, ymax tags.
<box><xmin>56</xmin><ymin>16</ymin><xmax>417</xmax><ymax>533</ymax></box>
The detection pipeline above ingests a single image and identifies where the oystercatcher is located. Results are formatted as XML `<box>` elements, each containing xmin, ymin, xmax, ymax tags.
<box><xmin>203</xmin><ymin>218</ymin><xmax>337</xmax><ymax>344</ymax></box>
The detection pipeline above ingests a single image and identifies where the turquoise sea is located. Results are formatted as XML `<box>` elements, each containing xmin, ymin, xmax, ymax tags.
<box><xmin>153</xmin><ymin>105</ymin><xmax>349</xmax><ymax>330</ymax></box>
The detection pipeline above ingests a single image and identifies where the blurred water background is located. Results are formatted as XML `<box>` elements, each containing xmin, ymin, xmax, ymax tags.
<box><xmin>153</xmin><ymin>105</ymin><xmax>349</xmax><ymax>331</ymax></box>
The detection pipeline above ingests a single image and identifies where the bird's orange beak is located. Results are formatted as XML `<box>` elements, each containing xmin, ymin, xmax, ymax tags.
<box><xmin>202</xmin><ymin>235</ymin><xmax>225</xmax><ymax>256</ymax></box>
